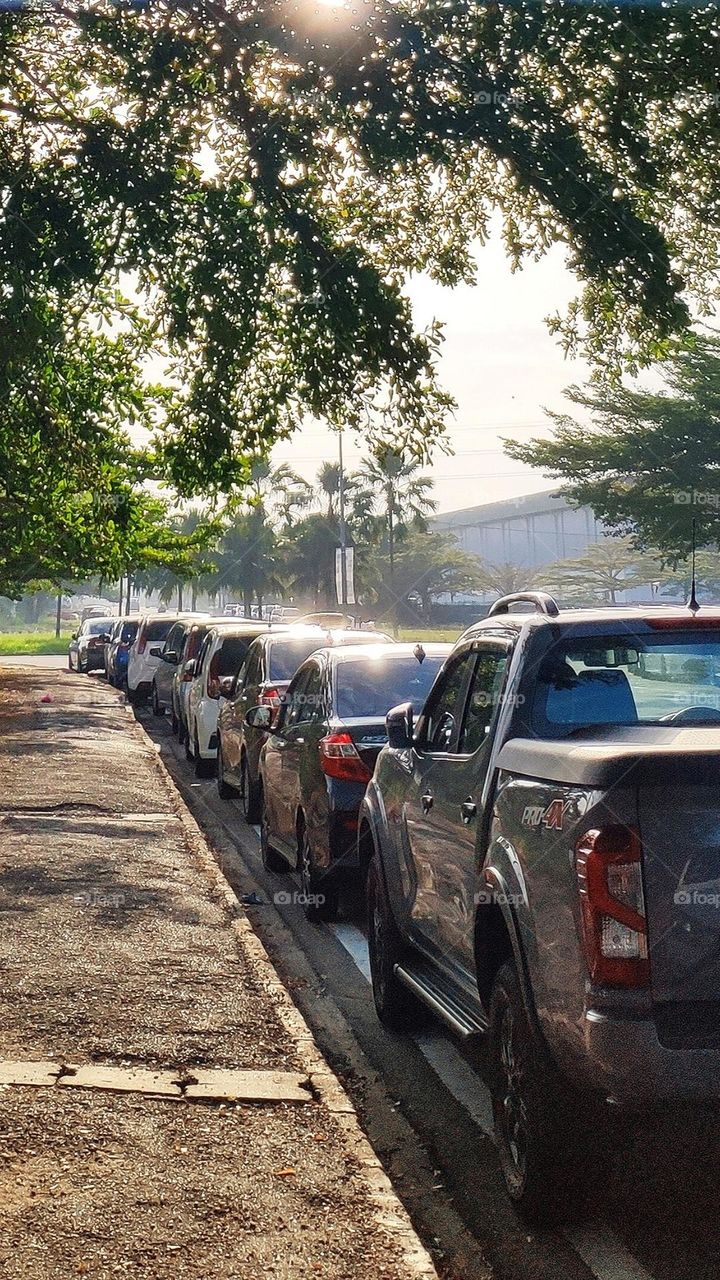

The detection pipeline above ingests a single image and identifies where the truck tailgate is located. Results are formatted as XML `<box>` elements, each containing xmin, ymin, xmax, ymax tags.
<box><xmin>640</xmin><ymin>777</ymin><xmax>720</xmax><ymax>1029</ymax></box>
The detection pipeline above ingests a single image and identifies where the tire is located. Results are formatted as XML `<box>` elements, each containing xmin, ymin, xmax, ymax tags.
<box><xmin>239</xmin><ymin>752</ymin><xmax>262</xmax><ymax>824</ymax></box>
<box><xmin>67</xmin><ymin>656</ymin><xmax>74</xmax><ymax>673</ymax></box>
<box><xmin>170</xmin><ymin>703</ymin><xmax>179</xmax><ymax>736</ymax></box>
<box><xmin>367</xmin><ymin>854</ymin><xmax>420</xmax><ymax>1032</ymax></box>
<box><xmin>298</xmin><ymin>820</ymin><xmax>339</xmax><ymax>922</ymax></box>
<box><xmin>216</xmin><ymin>741</ymin><xmax>238</xmax><ymax>799</ymax></box>
<box><xmin>185</xmin><ymin>719</ymin><xmax>194</xmax><ymax>761</ymax></box>
<box><xmin>151</xmin><ymin>682</ymin><xmax>164</xmax><ymax>716</ymax></box>
<box><xmin>260</xmin><ymin>789</ymin><xmax>288</xmax><ymax>873</ymax></box>
<box><xmin>194</xmin><ymin>729</ymin><xmax>216</xmax><ymax>779</ymax></box>
<box><xmin>488</xmin><ymin>961</ymin><xmax>598</xmax><ymax>1224</ymax></box>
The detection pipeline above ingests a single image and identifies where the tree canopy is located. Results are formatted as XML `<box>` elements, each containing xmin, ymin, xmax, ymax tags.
<box><xmin>505</xmin><ymin>335</ymin><xmax>720</xmax><ymax>562</ymax></box>
<box><xmin>3</xmin><ymin>0</ymin><xmax>720</xmax><ymax>589</ymax></box>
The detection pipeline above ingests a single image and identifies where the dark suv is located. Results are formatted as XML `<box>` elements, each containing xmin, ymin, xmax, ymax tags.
<box><xmin>361</xmin><ymin>592</ymin><xmax>720</xmax><ymax>1220</ymax></box>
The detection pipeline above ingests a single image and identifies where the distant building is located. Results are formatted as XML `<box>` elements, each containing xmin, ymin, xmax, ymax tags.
<box><xmin>435</xmin><ymin>488</ymin><xmax>603</xmax><ymax>568</ymax></box>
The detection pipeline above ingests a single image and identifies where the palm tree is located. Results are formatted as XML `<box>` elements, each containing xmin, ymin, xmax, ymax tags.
<box><xmin>354</xmin><ymin>446</ymin><xmax>436</xmax><ymax>624</ymax></box>
<box><xmin>282</xmin><ymin>514</ymin><xmax>339</xmax><ymax>609</ymax></box>
<box><xmin>247</xmin><ymin>457</ymin><xmax>313</xmax><ymax>528</ymax></box>
<box><xmin>212</xmin><ymin>509</ymin><xmax>284</xmax><ymax>615</ymax></box>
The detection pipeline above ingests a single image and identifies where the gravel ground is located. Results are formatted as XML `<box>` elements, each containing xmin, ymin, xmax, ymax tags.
<box><xmin>0</xmin><ymin>669</ymin><xmax>418</xmax><ymax>1280</ymax></box>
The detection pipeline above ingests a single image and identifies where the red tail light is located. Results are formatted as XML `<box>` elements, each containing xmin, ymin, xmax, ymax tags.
<box><xmin>319</xmin><ymin>732</ymin><xmax>372</xmax><ymax>783</ymax></box>
<box><xmin>136</xmin><ymin>626</ymin><xmax>147</xmax><ymax>654</ymax></box>
<box><xmin>259</xmin><ymin>686</ymin><xmax>282</xmax><ymax>725</ymax></box>
<box><xmin>575</xmin><ymin>825</ymin><xmax>649</xmax><ymax>989</ymax></box>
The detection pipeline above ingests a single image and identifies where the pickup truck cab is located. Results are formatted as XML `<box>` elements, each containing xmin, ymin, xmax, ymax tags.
<box><xmin>361</xmin><ymin>593</ymin><xmax>720</xmax><ymax>1220</ymax></box>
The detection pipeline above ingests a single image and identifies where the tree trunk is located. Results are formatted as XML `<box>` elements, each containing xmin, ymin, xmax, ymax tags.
<box><xmin>387</xmin><ymin>488</ymin><xmax>397</xmax><ymax>635</ymax></box>
<box><xmin>177</xmin><ymin>583</ymin><xmax>184</xmax><ymax>611</ymax></box>
<box><xmin>191</xmin><ymin>582</ymin><xmax>198</xmax><ymax>610</ymax></box>
<box><xmin>125</xmin><ymin>576</ymin><xmax>132</xmax><ymax>613</ymax></box>
<box><xmin>243</xmin><ymin>589</ymin><xmax>252</xmax><ymax>619</ymax></box>
<box><xmin>55</xmin><ymin>589</ymin><xmax>62</xmax><ymax>639</ymax></box>
<box><xmin>118</xmin><ymin>575</ymin><xmax>124</xmax><ymax>615</ymax></box>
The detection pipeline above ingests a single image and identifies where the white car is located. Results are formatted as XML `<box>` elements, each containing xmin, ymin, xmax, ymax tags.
<box><xmin>126</xmin><ymin>613</ymin><xmax>204</xmax><ymax>704</ymax></box>
<box><xmin>185</xmin><ymin>622</ymin><xmax>273</xmax><ymax>776</ymax></box>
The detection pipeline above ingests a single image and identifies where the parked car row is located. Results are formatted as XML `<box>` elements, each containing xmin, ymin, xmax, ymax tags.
<box><xmin>71</xmin><ymin>592</ymin><xmax>720</xmax><ymax>1222</ymax></box>
<box><xmin>122</xmin><ymin>614</ymin><xmax>451</xmax><ymax>922</ymax></box>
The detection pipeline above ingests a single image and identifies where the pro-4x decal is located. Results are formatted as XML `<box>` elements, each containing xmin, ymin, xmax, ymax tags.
<box><xmin>521</xmin><ymin>799</ymin><xmax>571</xmax><ymax>830</ymax></box>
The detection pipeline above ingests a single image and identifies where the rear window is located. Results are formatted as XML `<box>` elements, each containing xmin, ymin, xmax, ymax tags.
<box><xmin>87</xmin><ymin>619</ymin><xmax>112</xmax><ymax>635</ymax></box>
<box><xmin>217</xmin><ymin>636</ymin><xmax>251</xmax><ymax>675</ymax></box>
<box><xmin>532</xmin><ymin>629</ymin><xmax>720</xmax><ymax>735</ymax></box>
<box><xmin>336</xmin><ymin>654</ymin><xmax>446</xmax><ymax>719</ymax></box>
<box><xmin>145</xmin><ymin>619</ymin><xmax>175</xmax><ymax>642</ymax></box>
<box><xmin>268</xmin><ymin>637</ymin><xmax>328</xmax><ymax>681</ymax></box>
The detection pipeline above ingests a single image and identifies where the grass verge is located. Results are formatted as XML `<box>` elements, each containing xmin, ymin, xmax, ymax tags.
<box><xmin>0</xmin><ymin>631</ymin><xmax>71</xmax><ymax>655</ymax></box>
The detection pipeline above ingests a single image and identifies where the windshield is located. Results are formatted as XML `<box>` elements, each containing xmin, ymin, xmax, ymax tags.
<box><xmin>532</xmin><ymin>629</ymin><xmax>720</xmax><ymax>735</ymax></box>
<box><xmin>268</xmin><ymin>637</ymin><xmax>328</xmax><ymax>681</ymax></box>
<box><xmin>336</xmin><ymin>654</ymin><xmax>445</xmax><ymax>719</ymax></box>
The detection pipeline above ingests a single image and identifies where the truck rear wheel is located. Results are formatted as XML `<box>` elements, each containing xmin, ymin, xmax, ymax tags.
<box><xmin>489</xmin><ymin>961</ymin><xmax>598</xmax><ymax>1223</ymax></box>
<box><xmin>367</xmin><ymin>855</ymin><xmax>420</xmax><ymax>1033</ymax></box>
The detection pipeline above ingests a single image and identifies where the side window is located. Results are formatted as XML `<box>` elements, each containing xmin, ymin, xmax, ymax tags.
<box><xmin>421</xmin><ymin>651</ymin><xmax>476</xmax><ymax>753</ymax></box>
<box><xmin>234</xmin><ymin>653</ymin><xmax>249</xmax><ymax>693</ymax></box>
<box><xmin>244</xmin><ymin>646</ymin><xmax>260</xmax><ymax>689</ymax></box>
<box><xmin>283</xmin><ymin>668</ymin><xmax>313</xmax><ymax>729</ymax></box>
<box><xmin>458</xmin><ymin>649</ymin><xmax>509</xmax><ymax>755</ymax></box>
<box><xmin>295</xmin><ymin>665</ymin><xmax>325</xmax><ymax>726</ymax></box>
<box><xmin>197</xmin><ymin>635</ymin><xmax>213</xmax><ymax>674</ymax></box>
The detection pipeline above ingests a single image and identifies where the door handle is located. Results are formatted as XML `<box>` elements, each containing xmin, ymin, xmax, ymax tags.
<box><xmin>421</xmin><ymin>792</ymin><xmax>434</xmax><ymax>814</ymax></box>
<box><xmin>460</xmin><ymin>799</ymin><xmax>477</xmax><ymax>825</ymax></box>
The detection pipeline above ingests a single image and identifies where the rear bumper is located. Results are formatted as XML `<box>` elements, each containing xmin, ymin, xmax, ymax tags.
<box><xmin>84</xmin><ymin>651</ymin><xmax>106</xmax><ymax>671</ymax></box>
<box><xmin>573</xmin><ymin>1008</ymin><xmax>720</xmax><ymax>1104</ymax></box>
<box><xmin>326</xmin><ymin>785</ymin><xmax>368</xmax><ymax>875</ymax></box>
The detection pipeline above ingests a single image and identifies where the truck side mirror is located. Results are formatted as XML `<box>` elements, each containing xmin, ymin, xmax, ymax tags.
<box><xmin>386</xmin><ymin>702</ymin><xmax>414</xmax><ymax>750</ymax></box>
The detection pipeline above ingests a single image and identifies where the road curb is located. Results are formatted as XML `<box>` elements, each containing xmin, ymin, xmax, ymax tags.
<box><xmin>129</xmin><ymin>705</ymin><xmax>439</xmax><ymax>1280</ymax></box>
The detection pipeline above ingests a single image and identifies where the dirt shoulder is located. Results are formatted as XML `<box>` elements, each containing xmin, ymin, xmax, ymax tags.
<box><xmin>0</xmin><ymin>669</ymin><xmax>436</xmax><ymax>1280</ymax></box>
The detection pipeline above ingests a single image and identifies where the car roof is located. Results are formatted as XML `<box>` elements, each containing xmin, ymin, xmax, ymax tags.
<box><xmin>265</xmin><ymin>626</ymin><xmax>392</xmax><ymax>645</ymax></box>
<box><xmin>460</xmin><ymin>604</ymin><xmax>720</xmax><ymax>642</ymax></box>
<box><xmin>323</xmin><ymin>642</ymin><xmax>453</xmax><ymax>663</ymax></box>
<box><xmin>206</xmin><ymin>622</ymin><xmax>274</xmax><ymax>637</ymax></box>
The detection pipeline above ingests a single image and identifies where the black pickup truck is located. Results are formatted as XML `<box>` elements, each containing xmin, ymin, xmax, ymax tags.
<box><xmin>359</xmin><ymin>593</ymin><xmax>720</xmax><ymax>1220</ymax></box>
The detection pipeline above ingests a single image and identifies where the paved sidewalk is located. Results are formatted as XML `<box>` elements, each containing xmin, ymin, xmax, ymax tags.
<box><xmin>0</xmin><ymin>669</ymin><xmax>437</xmax><ymax>1280</ymax></box>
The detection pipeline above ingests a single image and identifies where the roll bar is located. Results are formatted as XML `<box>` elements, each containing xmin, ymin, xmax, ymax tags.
<box><xmin>487</xmin><ymin>591</ymin><xmax>560</xmax><ymax>618</ymax></box>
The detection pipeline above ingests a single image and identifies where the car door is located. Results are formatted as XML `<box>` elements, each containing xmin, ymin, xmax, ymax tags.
<box><xmin>266</xmin><ymin>664</ymin><xmax>321</xmax><ymax>851</ymax></box>
<box><xmin>235</xmin><ymin>642</ymin><xmax>263</xmax><ymax>772</ymax></box>
<box><xmin>188</xmin><ymin>634</ymin><xmax>212</xmax><ymax>742</ymax></box>
<box><xmin>399</xmin><ymin>643</ymin><xmax>510</xmax><ymax>969</ymax></box>
<box><xmin>417</xmin><ymin>642</ymin><xmax>511</xmax><ymax>976</ymax></box>
<box><xmin>221</xmin><ymin>651</ymin><xmax>250</xmax><ymax>779</ymax></box>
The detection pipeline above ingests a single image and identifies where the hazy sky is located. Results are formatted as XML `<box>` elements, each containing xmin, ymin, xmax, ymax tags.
<box><xmin>272</xmin><ymin>232</ymin><xmax>592</xmax><ymax>515</ymax></box>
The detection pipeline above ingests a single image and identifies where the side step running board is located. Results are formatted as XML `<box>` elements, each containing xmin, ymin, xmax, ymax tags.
<box><xmin>394</xmin><ymin>964</ymin><xmax>488</xmax><ymax>1038</ymax></box>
